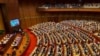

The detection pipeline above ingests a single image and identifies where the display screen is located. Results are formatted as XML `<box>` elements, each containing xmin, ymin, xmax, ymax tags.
<box><xmin>10</xmin><ymin>19</ymin><xmax>20</xmax><ymax>27</ymax></box>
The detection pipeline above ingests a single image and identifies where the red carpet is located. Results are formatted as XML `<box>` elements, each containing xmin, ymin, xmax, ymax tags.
<box><xmin>23</xmin><ymin>29</ymin><xmax>37</xmax><ymax>56</ymax></box>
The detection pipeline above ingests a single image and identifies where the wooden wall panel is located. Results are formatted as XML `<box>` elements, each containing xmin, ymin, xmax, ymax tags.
<box><xmin>0</xmin><ymin>8</ymin><xmax>5</xmax><ymax>30</ymax></box>
<box><xmin>19</xmin><ymin>1</ymin><xmax>47</xmax><ymax>29</ymax></box>
<box><xmin>19</xmin><ymin>3</ymin><xmax>26</xmax><ymax>29</ymax></box>
<box><xmin>19</xmin><ymin>1</ymin><xmax>100</xmax><ymax>29</ymax></box>
<box><xmin>6</xmin><ymin>0</ymin><xmax>20</xmax><ymax>19</ymax></box>
<box><xmin>29</xmin><ymin>3</ymin><xmax>37</xmax><ymax>26</ymax></box>
<box><xmin>0</xmin><ymin>0</ymin><xmax>5</xmax><ymax>3</ymax></box>
<box><xmin>24</xmin><ymin>4</ymin><xmax>30</xmax><ymax>28</ymax></box>
<box><xmin>19</xmin><ymin>3</ymin><xmax>25</xmax><ymax>29</ymax></box>
<box><xmin>0</xmin><ymin>0</ymin><xmax>20</xmax><ymax>33</ymax></box>
<box><xmin>4</xmin><ymin>0</ymin><xmax>20</xmax><ymax>32</ymax></box>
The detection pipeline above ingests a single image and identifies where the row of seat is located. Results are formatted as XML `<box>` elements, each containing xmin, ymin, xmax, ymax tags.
<box><xmin>0</xmin><ymin>33</ymin><xmax>24</xmax><ymax>55</ymax></box>
<box><xmin>11</xmin><ymin>34</ymin><xmax>23</xmax><ymax>49</ymax></box>
<box><xmin>39</xmin><ymin>3</ymin><xmax>100</xmax><ymax>8</ymax></box>
<box><xmin>31</xmin><ymin>43</ymin><xmax>100</xmax><ymax>56</ymax></box>
<box><xmin>0</xmin><ymin>34</ymin><xmax>15</xmax><ymax>55</ymax></box>
<box><xmin>29</xmin><ymin>20</ymin><xmax>100</xmax><ymax>56</ymax></box>
<box><xmin>61</xmin><ymin>20</ymin><xmax>100</xmax><ymax>33</ymax></box>
<box><xmin>0</xmin><ymin>34</ymin><xmax>14</xmax><ymax>45</ymax></box>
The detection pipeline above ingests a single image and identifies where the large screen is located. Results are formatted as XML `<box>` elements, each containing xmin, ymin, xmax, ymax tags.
<box><xmin>10</xmin><ymin>19</ymin><xmax>20</xmax><ymax>27</ymax></box>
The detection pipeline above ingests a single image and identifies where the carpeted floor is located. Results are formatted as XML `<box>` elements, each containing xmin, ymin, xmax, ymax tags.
<box><xmin>23</xmin><ymin>29</ymin><xmax>37</xmax><ymax>56</ymax></box>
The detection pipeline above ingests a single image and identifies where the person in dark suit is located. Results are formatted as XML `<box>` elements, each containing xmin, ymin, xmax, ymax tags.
<box><xmin>12</xmin><ymin>48</ymin><xmax>16</xmax><ymax>56</ymax></box>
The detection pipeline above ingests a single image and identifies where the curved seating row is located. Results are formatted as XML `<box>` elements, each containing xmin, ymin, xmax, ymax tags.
<box><xmin>0</xmin><ymin>34</ymin><xmax>15</xmax><ymax>55</ymax></box>
<box><xmin>29</xmin><ymin>20</ymin><xmax>100</xmax><ymax>56</ymax></box>
<box><xmin>61</xmin><ymin>20</ymin><xmax>100</xmax><ymax>33</ymax></box>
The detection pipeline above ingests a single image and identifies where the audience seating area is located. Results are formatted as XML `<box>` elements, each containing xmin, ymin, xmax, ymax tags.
<box><xmin>11</xmin><ymin>34</ymin><xmax>23</xmax><ymax>49</ymax></box>
<box><xmin>29</xmin><ymin>20</ymin><xmax>100</xmax><ymax>56</ymax></box>
<box><xmin>0</xmin><ymin>33</ymin><xmax>25</xmax><ymax>56</ymax></box>
<box><xmin>0</xmin><ymin>34</ymin><xmax>15</xmax><ymax>55</ymax></box>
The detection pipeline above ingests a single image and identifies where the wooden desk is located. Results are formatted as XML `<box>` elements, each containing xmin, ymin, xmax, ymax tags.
<box><xmin>38</xmin><ymin>7</ymin><xmax>100</xmax><ymax>12</ymax></box>
<box><xmin>38</xmin><ymin>8</ymin><xmax>78</xmax><ymax>12</ymax></box>
<box><xmin>11</xmin><ymin>35</ymin><xmax>23</xmax><ymax>49</ymax></box>
<box><xmin>78</xmin><ymin>44</ymin><xmax>86</xmax><ymax>56</ymax></box>
<box><xmin>4</xmin><ymin>33</ymin><xmax>30</xmax><ymax>56</ymax></box>
<box><xmin>0</xmin><ymin>34</ymin><xmax>15</xmax><ymax>55</ymax></box>
<box><xmin>86</xmin><ymin>43</ymin><xmax>95</xmax><ymax>56</ymax></box>
<box><xmin>79</xmin><ymin>8</ymin><xmax>100</xmax><ymax>12</ymax></box>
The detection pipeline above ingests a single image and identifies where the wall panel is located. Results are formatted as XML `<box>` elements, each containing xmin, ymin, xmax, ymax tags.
<box><xmin>19</xmin><ymin>1</ymin><xmax>100</xmax><ymax>29</ymax></box>
<box><xmin>0</xmin><ymin>8</ymin><xmax>5</xmax><ymax>30</ymax></box>
<box><xmin>0</xmin><ymin>0</ymin><xmax>5</xmax><ymax>3</ymax></box>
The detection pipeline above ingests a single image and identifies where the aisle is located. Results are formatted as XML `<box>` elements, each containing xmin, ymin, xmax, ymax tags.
<box><xmin>23</xmin><ymin>29</ymin><xmax>37</xmax><ymax>56</ymax></box>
